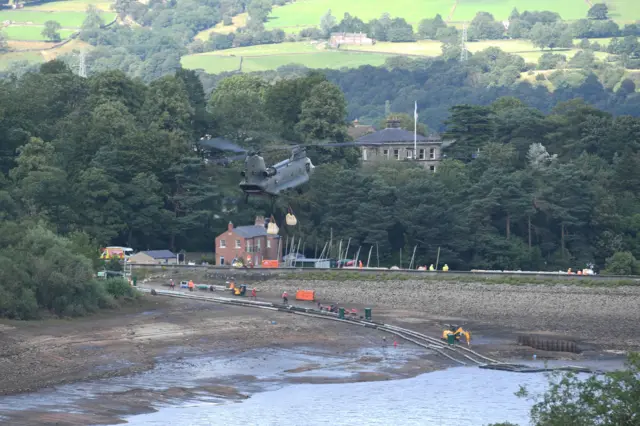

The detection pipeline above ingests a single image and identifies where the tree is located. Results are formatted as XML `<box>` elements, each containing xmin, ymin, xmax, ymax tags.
<box><xmin>208</xmin><ymin>74</ymin><xmax>269</xmax><ymax>141</ymax></box>
<box><xmin>320</xmin><ymin>9</ymin><xmax>337</xmax><ymax>38</ymax></box>
<box><xmin>82</xmin><ymin>5</ymin><xmax>105</xmax><ymax>30</ymax></box>
<box><xmin>530</xmin><ymin>22</ymin><xmax>573</xmax><ymax>50</ymax></box>
<box><xmin>587</xmin><ymin>3</ymin><xmax>609</xmax><ymax>20</ymax></box>
<box><xmin>508</xmin><ymin>353</ymin><xmax>640</xmax><ymax>426</ymax></box>
<box><xmin>264</xmin><ymin>71</ymin><xmax>328</xmax><ymax>140</ymax></box>
<box><xmin>247</xmin><ymin>0</ymin><xmax>272</xmax><ymax>23</ymax></box>
<box><xmin>417</xmin><ymin>14</ymin><xmax>447</xmax><ymax>40</ymax></box>
<box><xmin>295</xmin><ymin>81</ymin><xmax>348</xmax><ymax>142</ymax></box>
<box><xmin>41</xmin><ymin>20</ymin><xmax>62</xmax><ymax>42</ymax></box>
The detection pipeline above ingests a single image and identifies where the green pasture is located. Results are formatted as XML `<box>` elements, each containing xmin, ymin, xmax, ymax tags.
<box><xmin>0</xmin><ymin>10</ymin><xmax>115</xmax><ymax>27</ymax></box>
<box><xmin>181</xmin><ymin>38</ymin><xmax>615</xmax><ymax>75</ymax></box>
<box><xmin>263</xmin><ymin>0</ymin><xmax>639</xmax><ymax>31</ymax></box>
<box><xmin>4</xmin><ymin>25</ymin><xmax>77</xmax><ymax>41</ymax></box>
<box><xmin>29</xmin><ymin>0</ymin><xmax>114</xmax><ymax>12</ymax></box>
<box><xmin>181</xmin><ymin>48</ymin><xmax>396</xmax><ymax>74</ymax></box>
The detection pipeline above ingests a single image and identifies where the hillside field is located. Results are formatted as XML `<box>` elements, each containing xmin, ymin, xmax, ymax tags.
<box><xmin>196</xmin><ymin>0</ymin><xmax>638</xmax><ymax>48</ymax></box>
<box><xmin>181</xmin><ymin>39</ymin><xmax>610</xmax><ymax>74</ymax></box>
<box><xmin>0</xmin><ymin>1</ymin><xmax>115</xmax><ymax>42</ymax></box>
<box><xmin>181</xmin><ymin>42</ymin><xmax>395</xmax><ymax>73</ymax></box>
<box><xmin>262</xmin><ymin>0</ymin><xmax>638</xmax><ymax>31</ymax></box>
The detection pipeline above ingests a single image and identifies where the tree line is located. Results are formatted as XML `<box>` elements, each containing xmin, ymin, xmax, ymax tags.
<box><xmin>2</xmin><ymin>59</ymin><xmax>640</xmax><ymax>317</ymax></box>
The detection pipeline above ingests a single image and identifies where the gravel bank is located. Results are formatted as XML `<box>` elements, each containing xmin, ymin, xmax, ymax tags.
<box><xmin>260</xmin><ymin>279</ymin><xmax>640</xmax><ymax>349</ymax></box>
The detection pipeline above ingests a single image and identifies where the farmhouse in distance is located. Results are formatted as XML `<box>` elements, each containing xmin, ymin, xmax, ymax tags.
<box><xmin>329</xmin><ymin>32</ymin><xmax>374</xmax><ymax>48</ymax></box>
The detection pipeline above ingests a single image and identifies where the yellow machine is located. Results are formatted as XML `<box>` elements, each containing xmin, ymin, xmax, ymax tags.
<box><xmin>442</xmin><ymin>324</ymin><xmax>471</xmax><ymax>345</ymax></box>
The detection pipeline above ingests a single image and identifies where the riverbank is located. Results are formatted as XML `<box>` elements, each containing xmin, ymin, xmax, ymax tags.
<box><xmin>0</xmin><ymin>276</ymin><xmax>635</xmax><ymax>425</ymax></box>
<box><xmin>0</xmin><ymin>295</ymin><xmax>456</xmax><ymax>425</ymax></box>
<box><xmin>143</xmin><ymin>272</ymin><xmax>640</xmax><ymax>351</ymax></box>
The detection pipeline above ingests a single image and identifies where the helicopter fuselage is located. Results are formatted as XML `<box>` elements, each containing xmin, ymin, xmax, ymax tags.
<box><xmin>239</xmin><ymin>151</ymin><xmax>314</xmax><ymax>197</ymax></box>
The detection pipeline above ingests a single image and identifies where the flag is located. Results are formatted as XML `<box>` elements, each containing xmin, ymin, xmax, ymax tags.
<box><xmin>414</xmin><ymin>101</ymin><xmax>418</xmax><ymax>121</ymax></box>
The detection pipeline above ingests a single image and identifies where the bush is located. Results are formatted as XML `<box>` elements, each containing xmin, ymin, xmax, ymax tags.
<box><xmin>105</xmin><ymin>278</ymin><xmax>138</xmax><ymax>299</ymax></box>
<box><xmin>603</xmin><ymin>251</ymin><xmax>639</xmax><ymax>275</ymax></box>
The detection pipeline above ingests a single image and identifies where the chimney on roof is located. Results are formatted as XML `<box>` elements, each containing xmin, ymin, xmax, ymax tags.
<box><xmin>228</xmin><ymin>222</ymin><xmax>233</xmax><ymax>232</ymax></box>
<box><xmin>386</xmin><ymin>117</ymin><xmax>401</xmax><ymax>128</ymax></box>
<box><xmin>255</xmin><ymin>216</ymin><xmax>265</xmax><ymax>227</ymax></box>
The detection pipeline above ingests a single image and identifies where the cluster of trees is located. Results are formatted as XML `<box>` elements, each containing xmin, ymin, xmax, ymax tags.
<box><xmin>2</xmin><ymin>58</ymin><xmax>640</xmax><ymax>315</ymax></box>
<box><xmin>274</xmin><ymin>97</ymin><xmax>640</xmax><ymax>272</ymax></box>
<box><xmin>489</xmin><ymin>353</ymin><xmax>640</xmax><ymax>425</ymax></box>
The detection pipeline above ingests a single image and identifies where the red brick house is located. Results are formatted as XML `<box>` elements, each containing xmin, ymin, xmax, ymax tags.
<box><xmin>214</xmin><ymin>216</ymin><xmax>282</xmax><ymax>266</ymax></box>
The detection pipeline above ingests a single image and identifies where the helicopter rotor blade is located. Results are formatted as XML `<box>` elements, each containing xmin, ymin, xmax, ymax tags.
<box><xmin>197</xmin><ymin>137</ymin><xmax>248</xmax><ymax>153</ymax></box>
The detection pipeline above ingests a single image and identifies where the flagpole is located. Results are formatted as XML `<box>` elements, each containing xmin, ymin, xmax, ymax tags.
<box><xmin>414</xmin><ymin>101</ymin><xmax>417</xmax><ymax>160</ymax></box>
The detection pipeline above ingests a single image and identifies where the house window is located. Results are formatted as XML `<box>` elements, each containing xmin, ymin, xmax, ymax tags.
<box><xmin>256</xmin><ymin>239</ymin><xmax>261</xmax><ymax>251</ymax></box>
<box><xmin>247</xmin><ymin>241</ymin><xmax>252</xmax><ymax>253</ymax></box>
<box><xmin>219</xmin><ymin>256</ymin><xmax>225</xmax><ymax>265</ymax></box>
<box><xmin>220</xmin><ymin>239</ymin><xmax>226</xmax><ymax>248</ymax></box>
<box><xmin>383</xmin><ymin>149</ymin><xmax>389</xmax><ymax>159</ymax></box>
<box><xmin>406</xmin><ymin>150</ymin><xmax>413</xmax><ymax>159</ymax></box>
<box><xmin>429</xmin><ymin>148</ymin><xmax>435</xmax><ymax>159</ymax></box>
<box><xmin>362</xmin><ymin>148</ymin><xmax>367</xmax><ymax>161</ymax></box>
<box><xmin>430</xmin><ymin>165</ymin><xmax>436</xmax><ymax>172</ymax></box>
<box><xmin>394</xmin><ymin>149</ymin><xmax>399</xmax><ymax>160</ymax></box>
<box><xmin>235</xmin><ymin>239</ymin><xmax>241</xmax><ymax>249</ymax></box>
<box><xmin>267</xmin><ymin>240</ymin><xmax>271</xmax><ymax>249</ymax></box>
<box><xmin>419</xmin><ymin>149</ymin><xmax>425</xmax><ymax>160</ymax></box>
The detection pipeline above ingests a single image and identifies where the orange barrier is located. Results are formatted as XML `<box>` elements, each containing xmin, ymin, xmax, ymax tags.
<box><xmin>295</xmin><ymin>290</ymin><xmax>315</xmax><ymax>301</ymax></box>
<box><xmin>262</xmin><ymin>259</ymin><xmax>279</xmax><ymax>268</ymax></box>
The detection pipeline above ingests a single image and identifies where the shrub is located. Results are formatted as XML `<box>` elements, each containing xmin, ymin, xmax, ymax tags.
<box><xmin>603</xmin><ymin>251</ymin><xmax>639</xmax><ymax>275</ymax></box>
<box><xmin>105</xmin><ymin>278</ymin><xmax>138</xmax><ymax>299</ymax></box>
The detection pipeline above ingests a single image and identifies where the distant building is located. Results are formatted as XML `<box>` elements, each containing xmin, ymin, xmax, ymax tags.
<box><xmin>347</xmin><ymin>118</ymin><xmax>375</xmax><ymax>140</ymax></box>
<box><xmin>329</xmin><ymin>32</ymin><xmax>374</xmax><ymax>48</ymax></box>
<box><xmin>214</xmin><ymin>216</ymin><xmax>282</xmax><ymax>266</ymax></box>
<box><xmin>128</xmin><ymin>250</ymin><xmax>177</xmax><ymax>265</ymax></box>
<box><xmin>353</xmin><ymin>118</ymin><xmax>456</xmax><ymax>172</ymax></box>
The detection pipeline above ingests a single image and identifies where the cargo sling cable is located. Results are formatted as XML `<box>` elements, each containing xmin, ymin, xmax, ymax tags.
<box><xmin>139</xmin><ymin>287</ymin><xmax>603</xmax><ymax>374</ymax></box>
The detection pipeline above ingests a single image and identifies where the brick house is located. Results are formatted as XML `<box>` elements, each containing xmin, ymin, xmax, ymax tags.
<box><xmin>214</xmin><ymin>216</ymin><xmax>282</xmax><ymax>266</ymax></box>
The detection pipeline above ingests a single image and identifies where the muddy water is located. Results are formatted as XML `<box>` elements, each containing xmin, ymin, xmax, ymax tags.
<box><xmin>122</xmin><ymin>357</ymin><xmax>626</xmax><ymax>426</ymax></box>
<box><xmin>0</xmin><ymin>345</ymin><xmax>625</xmax><ymax>426</ymax></box>
<box><xmin>123</xmin><ymin>367</ymin><xmax>545</xmax><ymax>426</ymax></box>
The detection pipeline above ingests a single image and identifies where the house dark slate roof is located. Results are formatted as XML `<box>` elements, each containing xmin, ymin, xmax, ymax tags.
<box><xmin>355</xmin><ymin>128</ymin><xmax>438</xmax><ymax>145</ymax></box>
<box><xmin>143</xmin><ymin>250</ymin><xmax>176</xmax><ymax>259</ymax></box>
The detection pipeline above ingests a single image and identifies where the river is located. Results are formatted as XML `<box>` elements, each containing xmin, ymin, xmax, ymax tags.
<box><xmin>0</xmin><ymin>345</ymin><xmax>623</xmax><ymax>426</ymax></box>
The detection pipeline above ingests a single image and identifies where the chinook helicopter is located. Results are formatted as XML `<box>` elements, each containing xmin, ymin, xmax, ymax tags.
<box><xmin>197</xmin><ymin>136</ymin><xmax>361</xmax><ymax>203</ymax></box>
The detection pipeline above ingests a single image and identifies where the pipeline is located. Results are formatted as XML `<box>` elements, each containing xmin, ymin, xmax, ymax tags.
<box><xmin>137</xmin><ymin>287</ymin><xmax>603</xmax><ymax>374</ymax></box>
<box><xmin>140</xmin><ymin>287</ymin><xmax>491</xmax><ymax>366</ymax></box>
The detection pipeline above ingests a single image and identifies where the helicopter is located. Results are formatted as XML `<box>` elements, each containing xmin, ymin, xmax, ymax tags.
<box><xmin>197</xmin><ymin>136</ymin><xmax>362</xmax><ymax>203</ymax></box>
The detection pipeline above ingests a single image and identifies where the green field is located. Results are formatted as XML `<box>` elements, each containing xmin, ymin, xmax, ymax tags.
<box><xmin>181</xmin><ymin>39</ymin><xmax>613</xmax><ymax>74</ymax></box>
<box><xmin>261</xmin><ymin>0</ymin><xmax>638</xmax><ymax>31</ymax></box>
<box><xmin>0</xmin><ymin>1</ymin><xmax>114</xmax><ymax>42</ymax></box>
<box><xmin>29</xmin><ymin>0</ymin><xmax>114</xmax><ymax>12</ymax></box>
<box><xmin>181</xmin><ymin>42</ymin><xmax>396</xmax><ymax>73</ymax></box>
<box><xmin>0</xmin><ymin>10</ymin><xmax>101</xmax><ymax>27</ymax></box>
<box><xmin>4</xmin><ymin>26</ymin><xmax>77</xmax><ymax>41</ymax></box>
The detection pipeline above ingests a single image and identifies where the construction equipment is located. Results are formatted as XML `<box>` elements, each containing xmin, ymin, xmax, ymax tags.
<box><xmin>233</xmin><ymin>284</ymin><xmax>247</xmax><ymax>296</ymax></box>
<box><xmin>442</xmin><ymin>324</ymin><xmax>471</xmax><ymax>346</ymax></box>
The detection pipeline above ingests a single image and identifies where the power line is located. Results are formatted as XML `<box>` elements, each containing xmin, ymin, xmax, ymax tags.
<box><xmin>79</xmin><ymin>51</ymin><xmax>87</xmax><ymax>78</ymax></box>
<box><xmin>460</xmin><ymin>22</ymin><xmax>468</xmax><ymax>62</ymax></box>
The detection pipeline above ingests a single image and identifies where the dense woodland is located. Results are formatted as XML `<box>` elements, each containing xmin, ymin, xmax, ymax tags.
<box><xmin>2</xmin><ymin>61</ymin><xmax>640</xmax><ymax>279</ymax></box>
<box><xmin>2</xmin><ymin>1</ymin><xmax>640</xmax><ymax>319</ymax></box>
